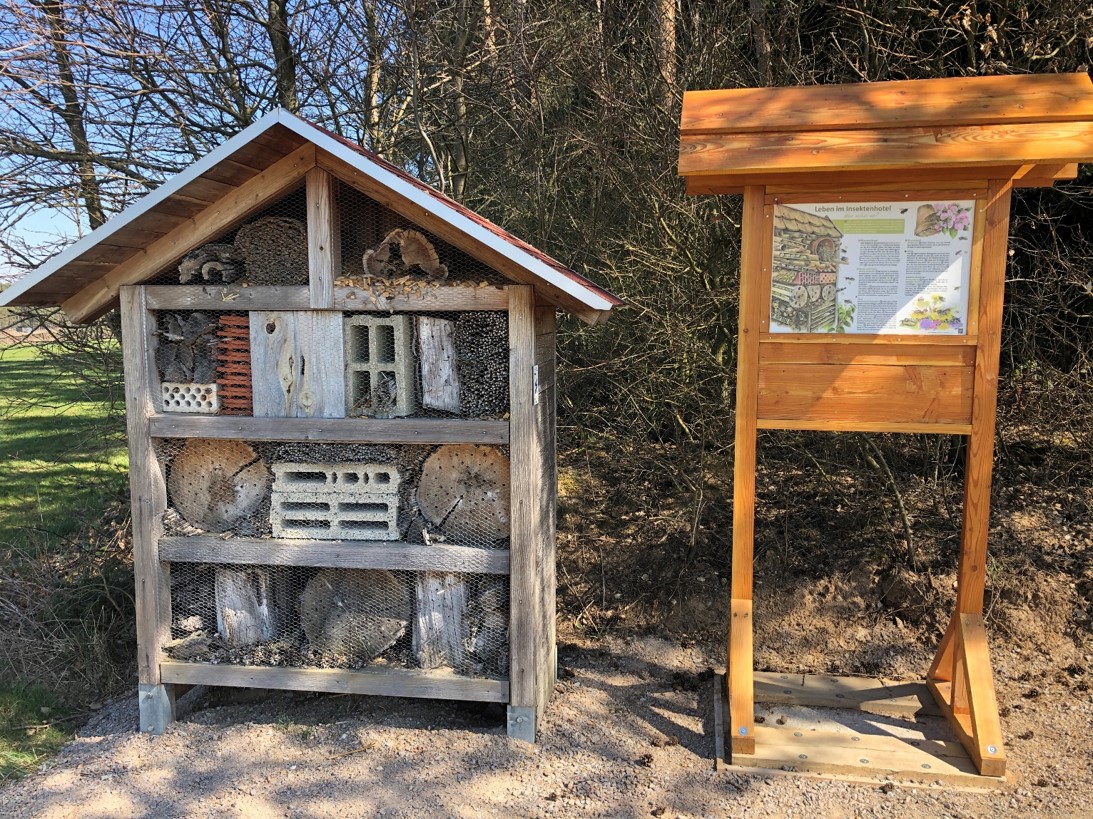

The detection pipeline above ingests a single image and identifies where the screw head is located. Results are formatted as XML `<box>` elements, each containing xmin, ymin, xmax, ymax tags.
<box><xmin>738</xmin><ymin>726</ymin><xmax>748</xmax><ymax>736</ymax></box>
<box><xmin>987</xmin><ymin>745</ymin><xmax>998</xmax><ymax>755</ymax></box>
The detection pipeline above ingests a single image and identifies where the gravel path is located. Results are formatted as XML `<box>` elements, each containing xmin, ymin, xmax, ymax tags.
<box><xmin>2</xmin><ymin>636</ymin><xmax>1090</xmax><ymax>818</ymax></box>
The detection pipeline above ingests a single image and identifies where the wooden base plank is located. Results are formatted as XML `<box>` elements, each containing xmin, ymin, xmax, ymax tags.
<box><xmin>754</xmin><ymin>672</ymin><xmax>941</xmax><ymax>718</ymax></box>
<box><xmin>748</xmin><ymin>724</ymin><xmax>993</xmax><ymax>785</ymax></box>
<box><xmin>160</xmin><ymin>661</ymin><xmax>508</xmax><ymax>703</ymax></box>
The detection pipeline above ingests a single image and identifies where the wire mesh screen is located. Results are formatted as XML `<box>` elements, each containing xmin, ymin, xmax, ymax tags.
<box><xmin>152</xmin><ymin>309</ymin><xmax>508</xmax><ymax>419</ymax></box>
<box><xmin>335</xmin><ymin>180</ymin><xmax>508</xmax><ymax>287</ymax></box>
<box><xmin>148</xmin><ymin>185</ymin><xmax>309</xmax><ymax>286</ymax></box>
<box><xmin>156</xmin><ymin>439</ymin><xmax>511</xmax><ymax>551</ymax></box>
<box><xmin>166</xmin><ymin>563</ymin><xmax>509</xmax><ymax>678</ymax></box>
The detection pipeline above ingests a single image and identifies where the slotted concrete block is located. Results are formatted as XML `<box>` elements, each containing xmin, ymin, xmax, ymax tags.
<box><xmin>271</xmin><ymin>462</ymin><xmax>401</xmax><ymax>540</ymax></box>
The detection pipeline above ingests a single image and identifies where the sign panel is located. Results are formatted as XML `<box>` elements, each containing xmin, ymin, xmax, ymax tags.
<box><xmin>769</xmin><ymin>200</ymin><xmax>974</xmax><ymax>334</ymax></box>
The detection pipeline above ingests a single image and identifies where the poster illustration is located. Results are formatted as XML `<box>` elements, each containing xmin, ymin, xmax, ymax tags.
<box><xmin>768</xmin><ymin>200</ymin><xmax>974</xmax><ymax>335</ymax></box>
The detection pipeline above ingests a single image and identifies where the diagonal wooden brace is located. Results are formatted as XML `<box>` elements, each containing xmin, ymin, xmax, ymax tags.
<box><xmin>927</xmin><ymin>611</ymin><xmax>1006</xmax><ymax>777</ymax></box>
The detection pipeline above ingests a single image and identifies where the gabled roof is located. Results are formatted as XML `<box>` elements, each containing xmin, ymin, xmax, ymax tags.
<box><xmin>680</xmin><ymin>73</ymin><xmax>1093</xmax><ymax>193</ymax></box>
<box><xmin>2</xmin><ymin>109</ymin><xmax>622</xmax><ymax>324</ymax></box>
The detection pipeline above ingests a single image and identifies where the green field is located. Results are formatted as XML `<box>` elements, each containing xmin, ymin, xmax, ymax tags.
<box><xmin>0</xmin><ymin>345</ymin><xmax>127</xmax><ymax>550</ymax></box>
<box><xmin>0</xmin><ymin>342</ymin><xmax>129</xmax><ymax>780</ymax></box>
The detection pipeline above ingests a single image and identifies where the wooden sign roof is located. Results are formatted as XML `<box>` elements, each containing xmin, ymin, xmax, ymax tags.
<box><xmin>680</xmin><ymin>73</ymin><xmax>1093</xmax><ymax>193</ymax></box>
<box><xmin>2</xmin><ymin>109</ymin><xmax>623</xmax><ymax>324</ymax></box>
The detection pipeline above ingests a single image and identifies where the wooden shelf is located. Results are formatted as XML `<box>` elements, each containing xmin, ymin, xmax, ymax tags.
<box><xmin>160</xmin><ymin>661</ymin><xmax>509</xmax><ymax>703</ymax></box>
<box><xmin>160</xmin><ymin>535</ymin><xmax>510</xmax><ymax>575</ymax></box>
<box><xmin>148</xmin><ymin>414</ymin><xmax>509</xmax><ymax>444</ymax></box>
<box><xmin>144</xmin><ymin>284</ymin><xmax>509</xmax><ymax>312</ymax></box>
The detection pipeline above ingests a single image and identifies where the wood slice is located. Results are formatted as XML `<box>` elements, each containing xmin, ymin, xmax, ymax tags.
<box><xmin>412</xmin><ymin>572</ymin><xmax>468</xmax><ymax>669</ymax></box>
<box><xmin>299</xmin><ymin>568</ymin><xmax>411</xmax><ymax>658</ymax></box>
<box><xmin>168</xmin><ymin>439</ymin><xmax>271</xmax><ymax>532</ymax></box>
<box><xmin>214</xmin><ymin>567</ymin><xmax>289</xmax><ymax>646</ymax></box>
<box><xmin>416</xmin><ymin>445</ymin><xmax>510</xmax><ymax>545</ymax></box>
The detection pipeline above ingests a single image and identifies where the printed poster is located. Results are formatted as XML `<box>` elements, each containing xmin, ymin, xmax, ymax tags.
<box><xmin>768</xmin><ymin>200</ymin><xmax>974</xmax><ymax>334</ymax></box>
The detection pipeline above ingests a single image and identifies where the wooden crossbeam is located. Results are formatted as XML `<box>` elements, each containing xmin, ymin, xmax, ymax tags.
<box><xmin>927</xmin><ymin>612</ymin><xmax>1006</xmax><ymax>777</ymax></box>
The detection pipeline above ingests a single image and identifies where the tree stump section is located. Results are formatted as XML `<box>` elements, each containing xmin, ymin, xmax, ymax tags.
<box><xmin>214</xmin><ymin>567</ymin><xmax>290</xmax><ymax>646</ymax></box>
<box><xmin>416</xmin><ymin>445</ymin><xmax>510</xmax><ymax>547</ymax></box>
<box><xmin>168</xmin><ymin>439</ymin><xmax>271</xmax><ymax>533</ymax></box>
<box><xmin>413</xmin><ymin>572</ymin><xmax>468</xmax><ymax>669</ymax></box>
<box><xmin>300</xmin><ymin>568</ymin><xmax>411</xmax><ymax>658</ymax></box>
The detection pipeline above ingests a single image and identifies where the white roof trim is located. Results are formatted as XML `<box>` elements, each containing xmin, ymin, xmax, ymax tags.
<box><xmin>1</xmin><ymin>113</ymin><xmax>286</xmax><ymax>306</ymax></box>
<box><xmin>274</xmin><ymin>111</ymin><xmax>615</xmax><ymax>312</ymax></box>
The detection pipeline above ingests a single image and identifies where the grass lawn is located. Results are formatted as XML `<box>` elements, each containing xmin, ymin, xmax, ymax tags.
<box><xmin>0</xmin><ymin>344</ymin><xmax>128</xmax><ymax>557</ymax></box>
<box><xmin>0</xmin><ymin>342</ymin><xmax>128</xmax><ymax>781</ymax></box>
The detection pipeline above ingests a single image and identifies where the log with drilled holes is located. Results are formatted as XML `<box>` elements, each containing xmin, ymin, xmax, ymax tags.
<box><xmin>214</xmin><ymin>567</ymin><xmax>290</xmax><ymax>646</ymax></box>
<box><xmin>416</xmin><ymin>445</ymin><xmax>510</xmax><ymax>546</ymax></box>
<box><xmin>168</xmin><ymin>439</ymin><xmax>271</xmax><ymax>533</ymax></box>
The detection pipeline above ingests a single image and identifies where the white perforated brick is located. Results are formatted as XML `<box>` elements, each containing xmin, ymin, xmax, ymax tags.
<box><xmin>161</xmin><ymin>382</ymin><xmax>220</xmax><ymax>414</ymax></box>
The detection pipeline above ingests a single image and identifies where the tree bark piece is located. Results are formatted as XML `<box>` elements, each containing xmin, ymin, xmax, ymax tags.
<box><xmin>416</xmin><ymin>445</ymin><xmax>510</xmax><ymax>546</ymax></box>
<box><xmin>413</xmin><ymin>572</ymin><xmax>468</xmax><ymax>669</ymax></box>
<box><xmin>168</xmin><ymin>439</ymin><xmax>271</xmax><ymax>533</ymax></box>
<box><xmin>416</xmin><ymin>316</ymin><xmax>461</xmax><ymax>413</ymax></box>
<box><xmin>300</xmin><ymin>568</ymin><xmax>411</xmax><ymax>658</ymax></box>
<box><xmin>214</xmin><ymin>567</ymin><xmax>289</xmax><ymax>646</ymax></box>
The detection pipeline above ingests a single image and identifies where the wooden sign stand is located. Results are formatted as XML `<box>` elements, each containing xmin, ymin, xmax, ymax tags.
<box><xmin>679</xmin><ymin>73</ymin><xmax>1093</xmax><ymax>778</ymax></box>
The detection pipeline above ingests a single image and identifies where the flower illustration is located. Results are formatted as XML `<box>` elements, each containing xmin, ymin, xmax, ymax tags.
<box><xmin>901</xmin><ymin>295</ymin><xmax>963</xmax><ymax>333</ymax></box>
<box><xmin>932</xmin><ymin>202</ymin><xmax>972</xmax><ymax>238</ymax></box>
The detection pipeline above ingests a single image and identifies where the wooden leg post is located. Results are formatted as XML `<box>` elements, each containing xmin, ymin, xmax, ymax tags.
<box><xmin>726</xmin><ymin>187</ymin><xmax>766</xmax><ymax>758</ymax></box>
<box><xmin>122</xmin><ymin>287</ymin><xmax>176</xmax><ymax>734</ymax></box>
<box><xmin>927</xmin><ymin>179</ymin><xmax>1013</xmax><ymax>777</ymax></box>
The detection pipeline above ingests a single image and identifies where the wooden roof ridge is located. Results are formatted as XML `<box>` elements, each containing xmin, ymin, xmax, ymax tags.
<box><xmin>681</xmin><ymin>73</ymin><xmax>1093</xmax><ymax>136</ymax></box>
<box><xmin>1</xmin><ymin>109</ymin><xmax>622</xmax><ymax>323</ymax></box>
<box><xmin>679</xmin><ymin>73</ymin><xmax>1093</xmax><ymax>187</ymax></box>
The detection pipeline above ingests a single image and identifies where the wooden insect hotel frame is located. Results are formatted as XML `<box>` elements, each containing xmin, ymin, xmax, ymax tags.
<box><xmin>679</xmin><ymin>73</ymin><xmax>1093</xmax><ymax>778</ymax></box>
<box><xmin>2</xmin><ymin>109</ymin><xmax>621</xmax><ymax>741</ymax></box>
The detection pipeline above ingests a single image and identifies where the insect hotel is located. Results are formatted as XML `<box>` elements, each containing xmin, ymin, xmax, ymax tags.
<box><xmin>1</xmin><ymin>109</ymin><xmax>621</xmax><ymax>740</ymax></box>
<box><xmin>680</xmin><ymin>73</ymin><xmax>1093</xmax><ymax>780</ymax></box>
